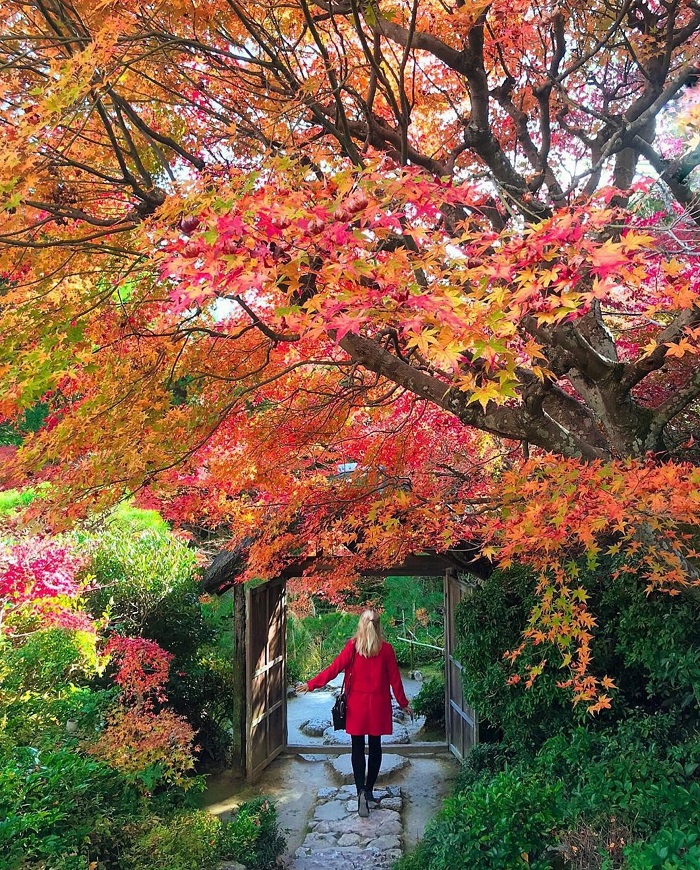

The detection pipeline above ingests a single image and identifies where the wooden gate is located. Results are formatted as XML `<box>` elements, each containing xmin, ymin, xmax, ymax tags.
<box><xmin>245</xmin><ymin>578</ymin><xmax>287</xmax><ymax>781</ymax></box>
<box><xmin>445</xmin><ymin>570</ymin><xmax>478</xmax><ymax>759</ymax></box>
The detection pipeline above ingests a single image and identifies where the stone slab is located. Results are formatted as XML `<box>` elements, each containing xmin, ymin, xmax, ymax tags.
<box><xmin>313</xmin><ymin>800</ymin><xmax>348</xmax><ymax>822</ymax></box>
<box><xmin>323</xmin><ymin>725</ymin><xmax>410</xmax><ymax>745</ymax></box>
<box><xmin>326</xmin><ymin>753</ymin><xmax>410</xmax><ymax>784</ymax></box>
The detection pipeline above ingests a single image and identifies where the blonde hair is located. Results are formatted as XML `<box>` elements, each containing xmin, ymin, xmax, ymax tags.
<box><xmin>354</xmin><ymin>609</ymin><xmax>384</xmax><ymax>658</ymax></box>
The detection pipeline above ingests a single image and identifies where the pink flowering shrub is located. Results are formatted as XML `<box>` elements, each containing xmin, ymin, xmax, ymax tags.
<box><xmin>0</xmin><ymin>538</ymin><xmax>84</xmax><ymax>605</ymax></box>
<box><xmin>0</xmin><ymin>537</ymin><xmax>94</xmax><ymax>635</ymax></box>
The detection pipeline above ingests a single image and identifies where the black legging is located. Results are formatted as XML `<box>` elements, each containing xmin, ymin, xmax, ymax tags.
<box><xmin>351</xmin><ymin>734</ymin><xmax>382</xmax><ymax>793</ymax></box>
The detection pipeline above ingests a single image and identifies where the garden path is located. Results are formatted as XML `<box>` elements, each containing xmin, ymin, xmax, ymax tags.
<box><xmin>290</xmin><ymin>785</ymin><xmax>404</xmax><ymax>870</ymax></box>
<box><xmin>205</xmin><ymin>752</ymin><xmax>457</xmax><ymax>865</ymax></box>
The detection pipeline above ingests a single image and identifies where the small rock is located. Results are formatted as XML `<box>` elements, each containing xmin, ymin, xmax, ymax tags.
<box><xmin>367</xmin><ymin>834</ymin><xmax>402</xmax><ymax>851</ymax></box>
<box><xmin>382</xmin><ymin>726</ymin><xmax>410</xmax><ymax>744</ymax></box>
<box><xmin>219</xmin><ymin>863</ymin><xmax>246</xmax><ymax>870</ymax></box>
<box><xmin>322</xmin><ymin>727</ymin><xmax>353</xmax><ymax>745</ymax></box>
<box><xmin>314</xmin><ymin>800</ymin><xmax>349</xmax><ymax>821</ymax></box>
<box><xmin>380</xmin><ymin>796</ymin><xmax>402</xmax><ymax>811</ymax></box>
<box><xmin>338</xmin><ymin>833</ymin><xmax>362</xmax><ymax>846</ymax></box>
<box><xmin>301</xmin><ymin>717</ymin><xmax>332</xmax><ymax>737</ymax></box>
<box><xmin>317</xmin><ymin>787</ymin><xmax>338</xmax><ymax>800</ymax></box>
<box><xmin>303</xmin><ymin>832</ymin><xmax>339</xmax><ymax>847</ymax></box>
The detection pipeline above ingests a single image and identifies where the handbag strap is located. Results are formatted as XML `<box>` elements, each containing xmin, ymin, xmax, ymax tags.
<box><xmin>341</xmin><ymin>642</ymin><xmax>356</xmax><ymax>694</ymax></box>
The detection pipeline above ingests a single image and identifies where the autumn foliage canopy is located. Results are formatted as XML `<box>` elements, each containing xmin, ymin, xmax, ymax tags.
<box><xmin>1</xmin><ymin>0</ymin><xmax>700</xmax><ymax>706</ymax></box>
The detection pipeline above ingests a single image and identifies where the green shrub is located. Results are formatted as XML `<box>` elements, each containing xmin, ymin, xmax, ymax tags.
<box><xmin>85</xmin><ymin>528</ymin><xmax>236</xmax><ymax>766</ymax></box>
<box><xmin>107</xmin><ymin>502</ymin><xmax>171</xmax><ymax>535</ymax></box>
<box><xmin>0</xmin><ymin>487</ymin><xmax>42</xmax><ymax>515</ymax></box>
<box><xmin>0</xmin><ymin>745</ymin><xmax>140</xmax><ymax>870</ymax></box>
<box><xmin>377</xmin><ymin>575</ymin><xmax>444</xmax><ymax>667</ymax></box>
<box><xmin>535</xmin><ymin>715</ymin><xmax>700</xmax><ymax>841</ymax></box>
<box><xmin>219</xmin><ymin>797</ymin><xmax>286</xmax><ymax>870</ymax></box>
<box><xmin>403</xmin><ymin>559</ymin><xmax>700</xmax><ymax>870</ymax></box>
<box><xmin>286</xmin><ymin>611</ymin><xmax>356</xmax><ymax>681</ymax></box>
<box><xmin>454</xmin><ymin>562</ymin><xmax>700</xmax><ymax>751</ymax></box>
<box><xmin>287</xmin><ymin>613</ymin><xmax>320</xmax><ymax>684</ymax></box>
<box><xmin>0</xmin><ymin>628</ymin><xmax>112</xmax><ymax>750</ymax></box>
<box><xmin>124</xmin><ymin>809</ymin><xmax>221</xmax><ymax>870</ymax></box>
<box><xmin>396</xmin><ymin>769</ymin><xmax>562</xmax><ymax>870</ymax></box>
<box><xmin>453</xmin><ymin>741</ymin><xmax>511</xmax><ymax>793</ymax></box>
<box><xmin>413</xmin><ymin>676</ymin><xmax>445</xmax><ymax>728</ymax></box>
<box><xmin>623</xmin><ymin>827</ymin><xmax>700</xmax><ymax>869</ymax></box>
<box><xmin>455</xmin><ymin>566</ymin><xmax>582</xmax><ymax>749</ymax></box>
<box><xmin>86</xmin><ymin>528</ymin><xmax>198</xmax><ymax>638</ymax></box>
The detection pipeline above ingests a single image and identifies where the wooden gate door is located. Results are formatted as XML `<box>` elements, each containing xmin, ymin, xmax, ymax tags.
<box><xmin>445</xmin><ymin>570</ymin><xmax>478</xmax><ymax>760</ymax></box>
<box><xmin>245</xmin><ymin>578</ymin><xmax>287</xmax><ymax>781</ymax></box>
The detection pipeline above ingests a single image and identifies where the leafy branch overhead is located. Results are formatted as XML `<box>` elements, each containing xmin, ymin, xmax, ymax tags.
<box><xmin>1</xmin><ymin>0</ymin><xmax>700</xmax><ymax>706</ymax></box>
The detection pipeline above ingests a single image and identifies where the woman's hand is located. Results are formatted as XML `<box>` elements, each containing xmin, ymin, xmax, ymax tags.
<box><xmin>404</xmin><ymin>704</ymin><xmax>415</xmax><ymax>719</ymax></box>
<box><xmin>295</xmin><ymin>682</ymin><xmax>309</xmax><ymax>695</ymax></box>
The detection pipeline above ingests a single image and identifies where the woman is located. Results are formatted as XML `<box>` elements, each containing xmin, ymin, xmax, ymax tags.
<box><xmin>296</xmin><ymin>609</ymin><xmax>413</xmax><ymax>817</ymax></box>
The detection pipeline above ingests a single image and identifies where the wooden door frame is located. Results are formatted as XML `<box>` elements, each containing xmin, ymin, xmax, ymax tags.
<box><xmin>444</xmin><ymin>569</ymin><xmax>479</xmax><ymax>759</ymax></box>
<box><xmin>235</xmin><ymin>577</ymin><xmax>287</xmax><ymax>781</ymax></box>
<box><xmin>233</xmin><ymin>561</ymin><xmax>479</xmax><ymax>776</ymax></box>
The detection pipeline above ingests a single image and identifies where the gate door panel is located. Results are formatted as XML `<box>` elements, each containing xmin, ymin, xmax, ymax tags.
<box><xmin>445</xmin><ymin>570</ymin><xmax>478</xmax><ymax>759</ymax></box>
<box><xmin>246</xmin><ymin>578</ymin><xmax>286</xmax><ymax>781</ymax></box>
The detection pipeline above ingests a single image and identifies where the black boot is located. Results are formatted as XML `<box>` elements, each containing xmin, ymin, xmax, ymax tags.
<box><xmin>357</xmin><ymin>788</ymin><xmax>369</xmax><ymax>817</ymax></box>
<box><xmin>365</xmin><ymin>788</ymin><xmax>380</xmax><ymax>807</ymax></box>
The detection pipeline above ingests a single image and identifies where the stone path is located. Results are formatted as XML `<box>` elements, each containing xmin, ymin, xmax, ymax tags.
<box><xmin>290</xmin><ymin>785</ymin><xmax>404</xmax><ymax>869</ymax></box>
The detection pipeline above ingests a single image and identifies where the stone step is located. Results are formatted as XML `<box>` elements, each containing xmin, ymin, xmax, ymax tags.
<box><xmin>326</xmin><ymin>753</ymin><xmax>410</xmax><ymax>783</ymax></box>
<box><xmin>289</xmin><ymin>786</ymin><xmax>404</xmax><ymax>870</ymax></box>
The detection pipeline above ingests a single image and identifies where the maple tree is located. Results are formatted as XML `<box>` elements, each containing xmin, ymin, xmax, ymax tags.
<box><xmin>2</xmin><ymin>0</ymin><xmax>700</xmax><ymax>705</ymax></box>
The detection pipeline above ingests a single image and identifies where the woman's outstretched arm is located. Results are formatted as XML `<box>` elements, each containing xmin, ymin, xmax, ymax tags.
<box><xmin>304</xmin><ymin>639</ymin><xmax>355</xmax><ymax>691</ymax></box>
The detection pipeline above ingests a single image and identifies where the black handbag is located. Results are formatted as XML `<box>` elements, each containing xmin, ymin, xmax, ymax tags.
<box><xmin>331</xmin><ymin>647</ymin><xmax>355</xmax><ymax>730</ymax></box>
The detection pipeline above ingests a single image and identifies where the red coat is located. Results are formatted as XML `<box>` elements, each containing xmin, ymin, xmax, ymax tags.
<box><xmin>307</xmin><ymin>639</ymin><xmax>409</xmax><ymax>736</ymax></box>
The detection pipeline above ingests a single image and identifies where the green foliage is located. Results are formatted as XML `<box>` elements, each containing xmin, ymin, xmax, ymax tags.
<box><xmin>374</xmin><ymin>575</ymin><xmax>444</xmax><ymax>667</ymax></box>
<box><xmin>84</xmin><ymin>526</ymin><xmax>236</xmax><ymax>765</ymax></box>
<box><xmin>124</xmin><ymin>809</ymin><xmax>221</xmax><ymax>870</ymax></box>
<box><xmin>287</xmin><ymin>573</ymin><xmax>444</xmax><ymax>681</ymax></box>
<box><xmin>86</xmin><ymin>527</ymin><xmax>198</xmax><ymax>638</ymax></box>
<box><xmin>455</xmin><ymin>565</ymin><xmax>582</xmax><ymax>749</ymax></box>
<box><xmin>396</xmin><ymin>770</ymin><xmax>562</xmax><ymax>870</ymax></box>
<box><xmin>0</xmin><ymin>402</ymin><xmax>49</xmax><ymax>446</ymax></box>
<box><xmin>107</xmin><ymin>502</ymin><xmax>171</xmax><ymax>535</ymax></box>
<box><xmin>0</xmin><ymin>518</ymin><xmax>248</xmax><ymax>869</ymax></box>
<box><xmin>0</xmin><ymin>744</ymin><xmax>139</xmax><ymax>870</ymax></box>
<box><xmin>0</xmin><ymin>744</ymin><xmax>285</xmax><ymax>870</ymax></box>
<box><xmin>452</xmin><ymin>741</ymin><xmax>512</xmax><ymax>793</ymax></box>
<box><xmin>219</xmin><ymin>797</ymin><xmax>286</xmax><ymax>870</ymax></box>
<box><xmin>612</xmin><ymin>586</ymin><xmax>700</xmax><ymax>709</ymax></box>
<box><xmin>2</xmin><ymin>627</ymin><xmax>98</xmax><ymax>693</ymax></box>
<box><xmin>286</xmin><ymin>611</ymin><xmax>356</xmax><ymax>682</ymax></box>
<box><xmin>0</xmin><ymin>628</ymin><xmax>112</xmax><ymax>750</ymax></box>
<box><xmin>623</xmin><ymin>827</ymin><xmax>700</xmax><ymax>869</ymax></box>
<box><xmin>0</xmin><ymin>487</ymin><xmax>42</xmax><ymax>515</ymax></box>
<box><xmin>403</xmin><ymin>561</ymin><xmax>700</xmax><ymax>870</ymax></box>
<box><xmin>412</xmin><ymin>676</ymin><xmax>445</xmax><ymax>728</ymax></box>
<box><xmin>535</xmin><ymin>714</ymin><xmax>700</xmax><ymax>836</ymax></box>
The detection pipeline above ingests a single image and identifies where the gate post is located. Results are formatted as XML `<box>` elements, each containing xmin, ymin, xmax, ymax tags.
<box><xmin>231</xmin><ymin>582</ymin><xmax>247</xmax><ymax>774</ymax></box>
